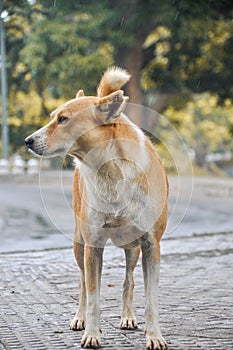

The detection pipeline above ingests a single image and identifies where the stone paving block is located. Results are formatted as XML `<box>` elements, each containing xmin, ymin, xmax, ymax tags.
<box><xmin>0</xmin><ymin>244</ymin><xmax>233</xmax><ymax>349</ymax></box>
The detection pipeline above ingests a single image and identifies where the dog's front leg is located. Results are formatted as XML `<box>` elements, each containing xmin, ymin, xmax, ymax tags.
<box><xmin>70</xmin><ymin>240</ymin><xmax>86</xmax><ymax>330</ymax></box>
<box><xmin>141</xmin><ymin>240</ymin><xmax>167</xmax><ymax>350</ymax></box>
<box><xmin>81</xmin><ymin>245</ymin><xmax>103</xmax><ymax>349</ymax></box>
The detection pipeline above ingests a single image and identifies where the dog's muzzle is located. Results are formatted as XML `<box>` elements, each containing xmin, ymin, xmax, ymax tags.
<box><xmin>25</xmin><ymin>135</ymin><xmax>44</xmax><ymax>156</ymax></box>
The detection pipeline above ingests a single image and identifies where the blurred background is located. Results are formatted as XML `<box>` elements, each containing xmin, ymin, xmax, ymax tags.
<box><xmin>1</xmin><ymin>4</ymin><xmax>232</xmax><ymax>348</ymax></box>
<box><xmin>0</xmin><ymin>0</ymin><xmax>233</xmax><ymax>175</ymax></box>
<box><xmin>0</xmin><ymin>0</ymin><xmax>233</xmax><ymax>253</ymax></box>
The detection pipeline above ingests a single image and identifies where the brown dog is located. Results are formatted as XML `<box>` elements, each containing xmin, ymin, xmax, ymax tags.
<box><xmin>25</xmin><ymin>67</ymin><xmax>168</xmax><ymax>349</ymax></box>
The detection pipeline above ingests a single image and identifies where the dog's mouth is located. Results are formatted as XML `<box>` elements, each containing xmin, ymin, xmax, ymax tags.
<box><xmin>28</xmin><ymin>147</ymin><xmax>43</xmax><ymax>157</ymax></box>
<box><xmin>42</xmin><ymin>147</ymin><xmax>68</xmax><ymax>158</ymax></box>
<box><xmin>27</xmin><ymin>145</ymin><xmax>67</xmax><ymax>158</ymax></box>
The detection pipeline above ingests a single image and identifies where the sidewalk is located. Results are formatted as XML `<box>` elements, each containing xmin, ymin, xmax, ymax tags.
<box><xmin>0</xmin><ymin>237</ymin><xmax>232</xmax><ymax>350</ymax></box>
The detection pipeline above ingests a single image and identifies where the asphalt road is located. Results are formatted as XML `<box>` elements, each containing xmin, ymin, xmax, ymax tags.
<box><xmin>0</xmin><ymin>172</ymin><xmax>233</xmax><ymax>255</ymax></box>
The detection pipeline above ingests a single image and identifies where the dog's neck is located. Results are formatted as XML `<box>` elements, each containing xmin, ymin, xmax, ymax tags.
<box><xmin>73</xmin><ymin>117</ymin><xmax>149</xmax><ymax>211</ymax></box>
<box><xmin>72</xmin><ymin>114</ymin><xmax>148</xmax><ymax>171</ymax></box>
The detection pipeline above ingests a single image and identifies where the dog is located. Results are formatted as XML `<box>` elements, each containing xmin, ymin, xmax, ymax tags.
<box><xmin>25</xmin><ymin>67</ymin><xmax>168</xmax><ymax>350</ymax></box>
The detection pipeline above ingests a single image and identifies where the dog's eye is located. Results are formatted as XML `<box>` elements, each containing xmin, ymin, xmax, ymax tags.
<box><xmin>57</xmin><ymin>116</ymin><xmax>68</xmax><ymax>124</ymax></box>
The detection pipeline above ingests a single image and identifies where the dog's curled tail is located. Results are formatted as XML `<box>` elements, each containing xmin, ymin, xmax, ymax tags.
<box><xmin>97</xmin><ymin>66</ymin><xmax>131</xmax><ymax>97</ymax></box>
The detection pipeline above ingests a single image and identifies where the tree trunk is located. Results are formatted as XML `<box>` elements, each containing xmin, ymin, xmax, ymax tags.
<box><xmin>195</xmin><ymin>143</ymin><xmax>208</xmax><ymax>167</ymax></box>
<box><xmin>115</xmin><ymin>41</ymin><xmax>169</xmax><ymax>131</ymax></box>
<box><xmin>151</xmin><ymin>93</ymin><xmax>169</xmax><ymax>115</ymax></box>
<box><xmin>115</xmin><ymin>40</ymin><xmax>144</xmax><ymax>103</ymax></box>
<box><xmin>124</xmin><ymin>45</ymin><xmax>143</xmax><ymax>107</ymax></box>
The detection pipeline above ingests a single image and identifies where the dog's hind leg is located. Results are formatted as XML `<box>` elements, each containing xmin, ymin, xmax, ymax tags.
<box><xmin>120</xmin><ymin>246</ymin><xmax>140</xmax><ymax>329</ymax></box>
<box><xmin>70</xmin><ymin>238</ymin><xmax>86</xmax><ymax>331</ymax></box>
<box><xmin>141</xmin><ymin>236</ymin><xmax>167</xmax><ymax>350</ymax></box>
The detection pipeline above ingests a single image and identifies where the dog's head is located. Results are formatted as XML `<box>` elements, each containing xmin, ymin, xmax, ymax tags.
<box><xmin>25</xmin><ymin>89</ymin><xmax>129</xmax><ymax>159</ymax></box>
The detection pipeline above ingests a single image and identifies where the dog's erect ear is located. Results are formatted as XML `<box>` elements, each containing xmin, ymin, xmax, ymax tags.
<box><xmin>76</xmin><ymin>90</ymin><xmax>85</xmax><ymax>98</ymax></box>
<box><xmin>97</xmin><ymin>90</ymin><xmax>129</xmax><ymax>122</ymax></box>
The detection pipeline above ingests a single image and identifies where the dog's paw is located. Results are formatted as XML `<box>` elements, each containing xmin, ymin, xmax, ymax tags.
<box><xmin>120</xmin><ymin>316</ymin><xmax>137</xmax><ymax>329</ymax></box>
<box><xmin>81</xmin><ymin>332</ymin><xmax>101</xmax><ymax>348</ymax></box>
<box><xmin>70</xmin><ymin>316</ymin><xmax>86</xmax><ymax>331</ymax></box>
<box><xmin>146</xmin><ymin>334</ymin><xmax>167</xmax><ymax>350</ymax></box>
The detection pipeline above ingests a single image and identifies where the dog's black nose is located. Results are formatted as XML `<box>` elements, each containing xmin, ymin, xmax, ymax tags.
<box><xmin>25</xmin><ymin>137</ymin><xmax>34</xmax><ymax>147</ymax></box>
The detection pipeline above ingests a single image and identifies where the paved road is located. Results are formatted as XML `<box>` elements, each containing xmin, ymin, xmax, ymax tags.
<box><xmin>0</xmin><ymin>173</ymin><xmax>233</xmax><ymax>349</ymax></box>
<box><xmin>1</xmin><ymin>172</ymin><xmax>233</xmax><ymax>254</ymax></box>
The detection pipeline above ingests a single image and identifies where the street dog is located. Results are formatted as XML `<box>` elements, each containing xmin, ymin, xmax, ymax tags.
<box><xmin>25</xmin><ymin>67</ymin><xmax>168</xmax><ymax>350</ymax></box>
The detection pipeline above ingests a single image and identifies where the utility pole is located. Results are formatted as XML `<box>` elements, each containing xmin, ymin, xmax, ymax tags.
<box><xmin>0</xmin><ymin>0</ymin><xmax>9</xmax><ymax>159</ymax></box>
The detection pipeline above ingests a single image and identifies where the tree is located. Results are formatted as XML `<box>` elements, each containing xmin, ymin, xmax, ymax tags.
<box><xmin>8</xmin><ymin>0</ymin><xmax>233</xmax><ymax>110</ymax></box>
<box><xmin>166</xmin><ymin>94</ymin><xmax>233</xmax><ymax>167</ymax></box>
<box><xmin>4</xmin><ymin>0</ymin><xmax>36</xmax><ymax>92</ymax></box>
<box><xmin>3</xmin><ymin>0</ymin><xmax>233</xmax><ymax>164</ymax></box>
<box><xmin>16</xmin><ymin>3</ymin><xmax>113</xmax><ymax>106</ymax></box>
<box><xmin>142</xmin><ymin>2</ymin><xmax>233</xmax><ymax>106</ymax></box>
<box><xmin>64</xmin><ymin>0</ymin><xmax>233</xmax><ymax>112</ymax></box>
<box><xmin>4</xmin><ymin>0</ymin><xmax>113</xmax><ymax>155</ymax></box>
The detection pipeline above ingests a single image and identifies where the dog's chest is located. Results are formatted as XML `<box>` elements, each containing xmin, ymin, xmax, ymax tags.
<box><xmin>84</xmin><ymin>159</ymin><xmax>148</xmax><ymax>227</ymax></box>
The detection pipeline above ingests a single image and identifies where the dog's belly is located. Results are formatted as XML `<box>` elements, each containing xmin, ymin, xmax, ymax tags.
<box><xmin>86</xmin><ymin>209</ymin><xmax>147</xmax><ymax>247</ymax></box>
<box><xmin>109</xmin><ymin>225</ymin><xmax>144</xmax><ymax>248</ymax></box>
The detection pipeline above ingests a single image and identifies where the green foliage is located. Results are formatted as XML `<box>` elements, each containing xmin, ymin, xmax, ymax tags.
<box><xmin>165</xmin><ymin>94</ymin><xmax>233</xmax><ymax>166</ymax></box>
<box><xmin>1</xmin><ymin>0</ymin><xmax>233</xmax><ymax>168</ymax></box>
<box><xmin>5</xmin><ymin>0</ymin><xmax>33</xmax><ymax>92</ymax></box>
<box><xmin>6</xmin><ymin>0</ymin><xmax>233</xmax><ymax>102</ymax></box>
<box><xmin>18</xmin><ymin>8</ymin><xmax>113</xmax><ymax>98</ymax></box>
<box><xmin>141</xmin><ymin>6</ymin><xmax>233</xmax><ymax>102</ymax></box>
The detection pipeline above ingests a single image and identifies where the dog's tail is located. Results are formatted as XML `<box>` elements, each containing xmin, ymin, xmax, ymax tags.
<box><xmin>97</xmin><ymin>66</ymin><xmax>131</xmax><ymax>97</ymax></box>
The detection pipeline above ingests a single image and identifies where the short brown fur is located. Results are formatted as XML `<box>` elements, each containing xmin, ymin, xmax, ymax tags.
<box><xmin>25</xmin><ymin>67</ymin><xmax>168</xmax><ymax>350</ymax></box>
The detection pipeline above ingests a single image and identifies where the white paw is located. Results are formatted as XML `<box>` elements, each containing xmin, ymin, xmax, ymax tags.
<box><xmin>146</xmin><ymin>334</ymin><xmax>167</xmax><ymax>350</ymax></box>
<box><xmin>120</xmin><ymin>316</ymin><xmax>137</xmax><ymax>329</ymax></box>
<box><xmin>81</xmin><ymin>332</ymin><xmax>101</xmax><ymax>348</ymax></box>
<box><xmin>70</xmin><ymin>316</ymin><xmax>86</xmax><ymax>330</ymax></box>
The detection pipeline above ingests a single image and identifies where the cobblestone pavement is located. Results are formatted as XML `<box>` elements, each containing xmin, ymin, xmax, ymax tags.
<box><xmin>1</xmin><ymin>174</ymin><xmax>233</xmax><ymax>349</ymax></box>
<box><xmin>0</xmin><ymin>239</ymin><xmax>232</xmax><ymax>350</ymax></box>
